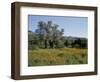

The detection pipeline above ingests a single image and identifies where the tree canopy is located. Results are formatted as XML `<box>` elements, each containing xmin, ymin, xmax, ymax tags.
<box><xmin>28</xmin><ymin>21</ymin><xmax>87</xmax><ymax>50</ymax></box>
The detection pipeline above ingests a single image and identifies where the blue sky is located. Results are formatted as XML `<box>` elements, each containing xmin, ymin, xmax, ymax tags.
<box><xmin>28</xmin><ymin>15</ymin><xmax>88</xmax><ymax>38</ymax></box>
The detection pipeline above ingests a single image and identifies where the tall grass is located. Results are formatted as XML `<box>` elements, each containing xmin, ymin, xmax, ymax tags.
<box><xmin>28</xmin><ymin>48</ymin><xmax>87</xmax><ymax>66</ymax></box>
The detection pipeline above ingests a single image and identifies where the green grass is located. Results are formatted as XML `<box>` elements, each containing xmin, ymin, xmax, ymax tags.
<box><xmin>28</xmin><ymin>48</ymin><xmax>87</xmax><ymax>66</ymax></box>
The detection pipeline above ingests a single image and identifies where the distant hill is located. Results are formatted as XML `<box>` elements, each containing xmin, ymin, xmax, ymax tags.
<box><xmin>63</xmin><ymin>36</ymin><xmax>87</xmax><ymax>41</ymax></box>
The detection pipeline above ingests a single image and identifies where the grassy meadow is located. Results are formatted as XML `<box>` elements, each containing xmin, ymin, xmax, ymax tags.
<box><xmin>28</xmin><ymin>48</ymin><xmax>87</xmax><ymax>66</ymax></box>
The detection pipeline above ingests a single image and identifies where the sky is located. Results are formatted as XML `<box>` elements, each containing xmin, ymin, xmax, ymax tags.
<box><xmin>28</xmin><ymin>15</ymin><xmax>88</xmax><ymax>38</ymax></box>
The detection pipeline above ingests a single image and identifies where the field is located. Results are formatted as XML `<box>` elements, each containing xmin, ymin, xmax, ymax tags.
<box><xmin>28</xmin><ymin>48</ymin><xmax>87</xmax><ymax>66</ymax></box>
